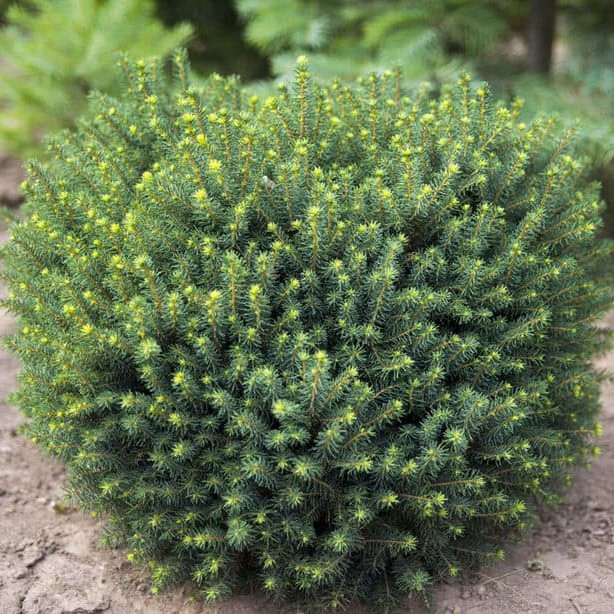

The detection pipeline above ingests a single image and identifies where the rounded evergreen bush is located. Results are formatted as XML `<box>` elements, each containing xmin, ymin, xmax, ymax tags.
<box><xmin>3</xmin><ymin>53</ymin><xmax>612</xmax><ymax>609</ymax></box>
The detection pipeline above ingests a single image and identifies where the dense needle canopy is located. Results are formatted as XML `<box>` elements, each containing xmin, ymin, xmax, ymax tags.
<box><xmin>2</xmin><ymin>53</ymin><xmax>612</xmax><ymax>609</ymax></box>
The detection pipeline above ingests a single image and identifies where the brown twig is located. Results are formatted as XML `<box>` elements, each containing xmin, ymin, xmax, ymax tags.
<box><xmin>476</xmin><ymin>569</ymin><xmax>525</xmax><ymax>599</ymax></box>
<box><xmin>478</xmin><ymin>567</ymin><xmax>522</xmax><ymax>586</ymax></box>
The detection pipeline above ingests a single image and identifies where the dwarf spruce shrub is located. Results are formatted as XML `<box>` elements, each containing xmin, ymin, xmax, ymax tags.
<box><xmin>3</xmin><ymin>53</ymin><xmax>612</xmax><ymax>609</ymax></box>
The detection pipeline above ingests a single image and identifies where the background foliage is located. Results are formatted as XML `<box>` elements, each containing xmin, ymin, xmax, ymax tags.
<box><xmin>235</xmin><ymin>0</ymin><xmax>515</xmax><ymax>83</ymax></box>
<box><xmin>156</xmin><ymin>0</ymin><xmax>268</xmax><ymax>81</ymax></box>
<box><xmin>0</xmin><ymin>0</ymin><xmax>191</xmax><ymax>158</ymax></box>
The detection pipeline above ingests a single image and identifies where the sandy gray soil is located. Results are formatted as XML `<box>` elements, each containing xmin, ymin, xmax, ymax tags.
<box><xmin>1</xmin><ymin>164</ymin><xmax>614</xmax><ymax>613</ymax></box>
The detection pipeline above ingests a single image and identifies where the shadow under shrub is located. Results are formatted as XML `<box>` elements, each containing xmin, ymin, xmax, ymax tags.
<box><xmin>2</xmin><ymin>52</ymin><xmax>612</xmax><ymax>610</ymax></box>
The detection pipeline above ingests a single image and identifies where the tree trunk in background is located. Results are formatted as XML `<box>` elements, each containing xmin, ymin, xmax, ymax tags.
<box><xmin>527</xmin><ymin>0</ymin><xmax>557</xmax><ymax>74</ymax></box>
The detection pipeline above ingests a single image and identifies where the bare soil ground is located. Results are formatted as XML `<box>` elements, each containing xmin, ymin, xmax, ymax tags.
<box><xmin>1</xmin><ymin>162</ymin><xmax>613</xmax><ymax>613</ymax></box>
<box><xmin>0</xmin><ymin>155</ymin><xmax>24</xmax><ymax>208</ymax></box>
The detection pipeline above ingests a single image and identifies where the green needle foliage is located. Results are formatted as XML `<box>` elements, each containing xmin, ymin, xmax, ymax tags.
<box><xmin>2</xmin><ymin>53</ymin><xmax>612</xmax><ymax>610</ymax></box>
<box><xmin>236</xmin><ymin>0</ymin><xmax>512</xmax><ymax>84</ymax></box>
<box><xmin>0</xmin><ymin>0</ymin><xmax>192</xmax><ymax>158</ymax></box>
